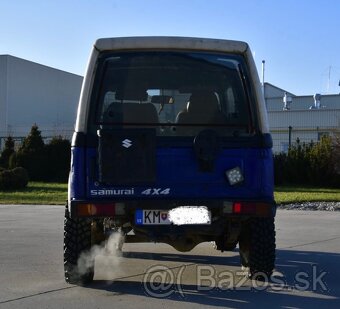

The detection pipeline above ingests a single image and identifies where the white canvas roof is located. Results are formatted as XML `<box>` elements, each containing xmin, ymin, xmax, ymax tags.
<box><xmin>94</xmin><ymin>36</ymin><xmax>248</xmax><ymax>54</ymax></box>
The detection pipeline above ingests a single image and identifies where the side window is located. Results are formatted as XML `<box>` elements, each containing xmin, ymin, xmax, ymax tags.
<box><xmin>100</xmin><ymin>91</ymin><xmax>116</xmax><ymax>121</ymax></box>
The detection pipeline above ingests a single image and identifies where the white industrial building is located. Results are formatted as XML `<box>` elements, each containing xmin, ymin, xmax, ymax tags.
<box><xmin>0</xmin><ymin>55</ymin><xmax>83</xmax><ymax>149</ymax></box>
<box><xmin>265</xmin><ymin>82</ymin><xmax>340</xmax><ymax>153</ymax></box>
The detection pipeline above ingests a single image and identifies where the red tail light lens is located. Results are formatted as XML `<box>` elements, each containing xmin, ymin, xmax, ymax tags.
<box><xmin>77</xmin><ymin>203</ymin><xmax>116</xmax><ymax>217</ymax></box>
<box><xmin>233</xmin><ymin>202</ymin><xmax>242</xmax><ymax>213</ymax></box>
<box><xmin>232</xmin><ymin>202</ymin><xmax>271</xmax><ymax>216</ymax></box>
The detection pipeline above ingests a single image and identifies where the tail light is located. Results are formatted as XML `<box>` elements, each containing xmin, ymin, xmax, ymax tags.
<box><xmin>223</xmin><ymin>201</ymin><xmax>272</xmax><ymax>216</ymax></box>
<box><xmin>77</xmin><ymin>203</ymin><xmax>125</xmax><ymax>217</ymax></box>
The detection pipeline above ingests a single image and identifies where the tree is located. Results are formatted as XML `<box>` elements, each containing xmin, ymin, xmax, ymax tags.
<box><xmin>20</xmin><ymin>124</ymin><xmax>44</xmax><ymax>152</ymax></box>
<box><xmin>14</xmin><ymin>124</ymin><xmax>47</xmax><ymax>180</ymax></box>
<box><xmin>45</xmin><ymin>136</ymin><xmax>71</xmax><ymax>182</ymax></box>
<box><xmin>0</xmin><ymin>136</ymin><xmax>15</xmax><ymax>168</ymax></box>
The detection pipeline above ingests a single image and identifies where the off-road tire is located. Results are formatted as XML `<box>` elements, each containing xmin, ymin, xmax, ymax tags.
<box><xmin>239</xmin><ymin>217</ymin><xmax>276</xmax><ymax>279</ymax></box>
<box><xmin>64</xmin><ymin>206</ymin><xmax>94</xmax><ymax>285</ymax></box>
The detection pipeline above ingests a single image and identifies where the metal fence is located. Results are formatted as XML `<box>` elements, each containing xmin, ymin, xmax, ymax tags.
<box><xmin>1</xmin><ymin>127</ymin><xmax>339</xmax><ymax>153</ymax></box>
<box><xmin>270</xmin><ymin>126</ymin><xmax>340</xmax><ymax>153</ymax></box>
<box><xmin>0</xmin><ymin>130</ymin><xmax>73</xmax><ymax>151</ymax></box>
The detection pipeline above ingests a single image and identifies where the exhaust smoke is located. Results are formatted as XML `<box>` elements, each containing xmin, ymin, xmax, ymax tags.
<box><xmin>77</xmin><ymin>232</ymin><xmax>124</xmax><ymax>280</ymax></box>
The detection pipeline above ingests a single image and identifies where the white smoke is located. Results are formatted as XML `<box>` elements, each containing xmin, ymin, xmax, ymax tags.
<box><xmin>77</xmin><ymin>232</ymin><xmax>124</xmax><ymax>279</ymax></box>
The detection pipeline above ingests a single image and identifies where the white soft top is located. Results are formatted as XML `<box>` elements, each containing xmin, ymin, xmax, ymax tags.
<box><xmin>75</xmin><ymin>36</ymin><xmax>268</xmax><ymax>133</ymax></box>
<box><xmin>94</xmin><ymin>36</ymin><xmax>248</xmax><ymax>54</ymax></box>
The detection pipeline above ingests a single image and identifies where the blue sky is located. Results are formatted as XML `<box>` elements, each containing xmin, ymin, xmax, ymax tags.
<box><xmin>0</xmin><ymin>0</ymin><xmax>339</xmax><ymax>95</ymax></box>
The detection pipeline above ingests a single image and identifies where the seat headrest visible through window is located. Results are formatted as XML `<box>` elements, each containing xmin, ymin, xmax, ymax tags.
<box><xmin>187</xmin><ymin>91</ymin><xmax>220</xmax><ymax>114</ymax></box>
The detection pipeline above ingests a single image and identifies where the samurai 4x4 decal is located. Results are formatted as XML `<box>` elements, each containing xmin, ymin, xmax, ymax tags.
<box><xmin>141</xmin><ymin>188</ymin><xmax>171</xmax><ymax>195</ymax></box>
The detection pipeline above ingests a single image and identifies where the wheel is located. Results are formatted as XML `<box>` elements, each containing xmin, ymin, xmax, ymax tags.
<box><xmin>63</xmin><ymin>206</ymin><xmax>94</xmax><ymax>285</ymax></box>
<box><xmin>238</xmin><ymin>217</ymin><xmax>276</xmax><ymax>279</ymax></box>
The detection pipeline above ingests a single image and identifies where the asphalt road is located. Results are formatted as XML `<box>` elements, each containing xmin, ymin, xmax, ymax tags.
<box><xmin>0</xmin><ymin>205</ymin><xmax>339</xmax><ymax>309</ymax></box>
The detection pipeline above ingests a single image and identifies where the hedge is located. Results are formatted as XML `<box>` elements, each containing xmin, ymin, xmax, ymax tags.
<box><xmin>0</xmin><ymin>167</ymin><xmax>29</xmax><ymax>190</ymax></box>
<box><xmin>6</xmin><ymin>125</ymin><xmax>71</xmax><ymax>182</ymax></box>
<box><xmin>274</xmin><ymin>136</ymin><xmax>340</xmax><ymax>187</ymax></box>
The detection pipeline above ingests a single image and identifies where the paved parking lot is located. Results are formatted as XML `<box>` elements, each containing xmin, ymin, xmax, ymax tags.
<box><xmin>0</xmin><ymin>205</ymin><xmax>339</xmax><ymax>308</ymax></box>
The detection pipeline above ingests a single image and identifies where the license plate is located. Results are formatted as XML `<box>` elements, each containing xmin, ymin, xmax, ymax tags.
<box><xmin>135</xmin><ymin>207</ymin><xmax>211</xmax><ymax>225</ymax></box>
<box><xmin>135</xmin><ymin>209</ymin><xmax>171</xmax><ymax>225</ymax></box>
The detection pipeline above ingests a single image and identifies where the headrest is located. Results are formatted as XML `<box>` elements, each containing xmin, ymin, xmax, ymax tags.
<box><xmin>187</xmin><ymin>91</ymin><xmax>219</xmax><ymax>114</ymax></box>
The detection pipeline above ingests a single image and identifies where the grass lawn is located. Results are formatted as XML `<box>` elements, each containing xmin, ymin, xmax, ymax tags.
<box><xmin>275</xmin><ymin>186</ymin><xmax>340</xmax><ymax>204</ymax></box>
<box><xmin>0</xmin><ymin>182</ymin><xmax>67</xmax><ymax>205</ymax></box>
<box><xmin>0</xmin><ymin>182</ymin><xmax>340</xmax><ymax>205</ymax></box>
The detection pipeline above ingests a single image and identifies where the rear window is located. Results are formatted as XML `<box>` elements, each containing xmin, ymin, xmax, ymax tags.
<box><xmin>92</xmin><ymin>51</ymin><xmax>256</xmax><ymax>137</ymax></box>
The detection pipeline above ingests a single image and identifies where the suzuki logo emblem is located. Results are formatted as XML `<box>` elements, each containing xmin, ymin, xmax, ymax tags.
<box><xmin>122</xmin><ymin>139</ymin><xmax>132</xmax><ymax>148</ymax></box>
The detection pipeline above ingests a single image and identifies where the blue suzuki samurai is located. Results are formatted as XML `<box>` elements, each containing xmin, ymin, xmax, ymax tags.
<box><xmin>64</xmin><ymin>37</ymin><xmax>276</xmax><ymax>284</ymax></box>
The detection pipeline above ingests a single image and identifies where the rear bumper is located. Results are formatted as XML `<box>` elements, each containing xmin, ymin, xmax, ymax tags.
<box><xmin>69</xmin><ymin>198</ymin><xmax>277</xmax><ymax>220</ymax></box>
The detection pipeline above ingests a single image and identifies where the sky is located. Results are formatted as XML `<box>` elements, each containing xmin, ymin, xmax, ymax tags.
<box><xmin>0</xmin><ymin>0</ymin><xmax>340</xmax><ymax>95</ymax></box>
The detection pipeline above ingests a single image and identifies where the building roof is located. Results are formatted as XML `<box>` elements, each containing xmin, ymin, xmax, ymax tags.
<box><xmin>0</xmin><ymin>54</ymin><xmax>83</xmax><ymax>78</ymax></box>
<box><xmin>264</xmin><ymin>82</ymin><xmax>295</xmax><ymax>97</ymax></box>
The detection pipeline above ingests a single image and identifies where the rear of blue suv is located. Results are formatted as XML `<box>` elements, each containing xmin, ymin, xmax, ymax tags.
<box><xmin>64</xmin><ymin>37</ymin><xmax>276</xmax><ymax>284</ymax></box>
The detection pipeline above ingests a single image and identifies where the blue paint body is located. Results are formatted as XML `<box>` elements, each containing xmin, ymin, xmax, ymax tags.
<box><xmin>69</xmin><ymin>145</ymin><xmax>274</xmax><ymax>202</ymax></box>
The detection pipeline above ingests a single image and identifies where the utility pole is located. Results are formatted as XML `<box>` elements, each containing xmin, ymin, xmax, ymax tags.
<box><xmin>327</xmin><ymin>66</ymin><xmax>332</xmax><ymax>94</ymax></box>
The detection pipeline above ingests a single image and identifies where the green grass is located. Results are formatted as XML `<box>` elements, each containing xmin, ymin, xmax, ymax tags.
<box><xmin>0</xmin><ymin>182</ymin><xmax>67</xmax><ymax>205</ymax></box>
<box><xmin>275</xmin><ymin>186</ymin><xmax>340</xmax><ymax>204</ymax></box>
<box><xmin>1</xmin><ymin>182</ymin><xmax>340</xmax><ymax>205</ymax></box>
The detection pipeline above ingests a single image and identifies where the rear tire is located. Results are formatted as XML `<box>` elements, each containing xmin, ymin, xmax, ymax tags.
<box><xmin>239</xmin><ymin>217</ymin><xmax>276</xmax><ymax>279</ymax></box>
<box><xmin>64</xmin><ymin>206</ymin><xmax>94</xmax><ymax>285</ymax></box>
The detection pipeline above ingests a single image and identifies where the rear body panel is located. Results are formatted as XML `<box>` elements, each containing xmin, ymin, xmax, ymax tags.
<box><xmin>69</xmin><ymin>134</ymin><xmax>274</xmax><ymax>202</ymax></box>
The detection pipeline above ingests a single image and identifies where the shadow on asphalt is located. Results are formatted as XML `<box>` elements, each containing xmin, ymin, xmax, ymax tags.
<box><xmin>121</xmin><ymin>250</ymin><xmax>241</xmax><ymax>266</ymax></box>
<box><xmin>85</xmin><ymin>249</ymin><xmax>340</xmax><ymax>308</ymax></box>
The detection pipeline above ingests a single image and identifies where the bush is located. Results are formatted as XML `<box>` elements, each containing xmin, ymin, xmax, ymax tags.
<box><xmin>0</xmin><ymin>136</ymin><xmax>15</xmax><ymax>168</ymax></box>
<box><xmin>274</xmin><ymin>136</ymin><xmax>340</xmax><ymax>187</ymax></box>
<box><xmin>12</xmin><ymin>167</ymin><xmax>30</xmax><ymax>188</ymax></box>
<box><xmin>9</xmin><ymin>125</ymin><xmax>71</xmax><ymax>182</ymax></box>
<box><xmin>45</xmin><ymin>136</ymin><xmax>71</xmax><ymax>182</ymax></box>
<box><xmin>0</xmin><ymin>167</ymin><xmax>29</xmax><ymax>190</ymax></box>
<box><xmin>273</xmin><ymin>152</ymin><xmax>288</xmax><ymax>185</ymax></box>
<box><xmin>308</xmin><ymin>136</ymin><xmax>334</xmax><ymax>186</ymax></box>
<box><xmin>14</xmin><ymin>149</ymin><xmax>48</xmax><ymax>181</ymax></box>
<box><xmin>331</xmin><ymin>134</ymin><xmax>340</xmax><ymax>174</ymax></box>
<box><xmin>13</xmin><ymin>124</ymin><xmax>48</xmax><ymax>181</ymax></box>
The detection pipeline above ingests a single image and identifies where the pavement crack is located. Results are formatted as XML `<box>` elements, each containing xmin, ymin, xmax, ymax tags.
<box><xmin>0</xmin><ymin>286</ymin><xmax>77</xmax><ymax>304</ymax></box>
